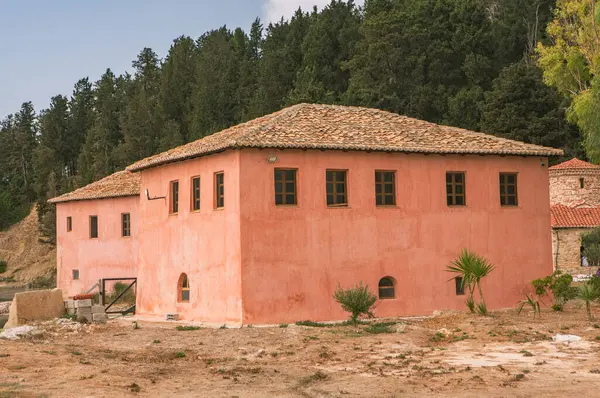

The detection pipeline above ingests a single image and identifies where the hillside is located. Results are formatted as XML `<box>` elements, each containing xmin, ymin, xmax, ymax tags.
<box><xmin>0</xmin><ymin>206</ymin><xmax>56</xmax><ymax>286</ymax></box>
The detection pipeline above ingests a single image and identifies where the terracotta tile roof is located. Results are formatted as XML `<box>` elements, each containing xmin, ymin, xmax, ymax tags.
<box><xmin>48</xmin><ymin>171</ymin><xmax>140</xmax><ymax>204</ymax></box>
<box><xmin>551</xmin><ymin>204</ymin><xmax>600</xmax><ymax>228</ymax></box>
<box><xmin>549</xmin><ymin>158</ymin><xmax>600</xmax><ymax>171</ymax></box>
<box><xmin>127</xmin><ymin>103</ymin><xmax>563</xmax><ymax>172</ymax></box>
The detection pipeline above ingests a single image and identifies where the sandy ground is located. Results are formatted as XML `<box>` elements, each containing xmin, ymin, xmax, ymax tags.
<box><xmin>2</xmin><ymin>303</ymin><xmax>600</xmax><ymax>397</ymax></box>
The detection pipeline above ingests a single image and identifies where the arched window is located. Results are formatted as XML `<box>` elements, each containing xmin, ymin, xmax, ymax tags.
<box><xmin>378</xmin><ymin>277</ymin><xmax>395</xmax><ymax>299</ymax></box>
<box><xmin>178</xmin><ymin>273</ymin><xmax>190</xmax><ymax>303</ymax></box>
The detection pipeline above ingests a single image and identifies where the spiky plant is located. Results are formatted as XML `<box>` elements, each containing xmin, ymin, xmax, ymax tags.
<box><xmin>447</xmin><ymin>249</ymin><xmax>496</xmax><ymax>315</ymax></box>
<box><xmin>517</xmin><ymin>294</ymin><xmax>541</xmax><ymax>319</ymax></box>
<box><xmin>579</xmin><ymin>281</ymin><xmax>600</xmax><ymax>321</ymax></box>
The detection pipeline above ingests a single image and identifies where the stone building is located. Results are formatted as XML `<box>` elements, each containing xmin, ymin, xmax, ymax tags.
<box><xmin>550</xmin><ymin>158</ymin><xmax>600</xmax><ymax>274</ymax></box>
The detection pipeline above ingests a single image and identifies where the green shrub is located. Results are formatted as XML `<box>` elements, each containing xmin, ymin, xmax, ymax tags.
<box><xmin>582</xmin><ymin>227</ymin><xmax>600</xmax><ymax>267</ymax></box>
<box><xmin>333</xmin><ymin>281</ymin><xmax>377</xmax><ymax>324</ymax></box>
<box><xmin>532</xmin><ymin>270</ymin><xmax>577</xmax><ymax>310</ymax></box>
<box><xmin>0</xmin><ymin>260</ymin><xmax>7</xmax><ymax>273</ymax></box>
<box><xmin>295</xmin><ymin>320</ymin><xmax>330</xmax><ymax>328</ymax></box>
<box><xmin>175</xmin><ymin>325</ymin><xmax>200</xmax><ymax>331</ymax></box>
<box><xmin>107</xmin><ymin>281</ymin><xmax>136</xmax><ymax>304</ymax></box>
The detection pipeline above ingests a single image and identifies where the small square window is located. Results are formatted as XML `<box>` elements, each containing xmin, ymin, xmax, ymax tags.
<box><xmin>67</xmin><ymin>216</ymin><xmax>72</xmax><ymax>232</ymax></box>
<box><xmin>275</xmin><ymin>169</ymin><xmax>297</xmax><ymax>205</ymax></box>
<box><xmin>499</xmin><ymin>173</ymin><xmax>518</xmax><ymax>206</ymax></box>
<box><xmin>446</xmin><ymin>172</ymin><xmax>466</xmax><ymax>206</ymax></box>
<box><xmin>73</xmin><ymin>269</ymin><xmax>79</xmax><ymax>280</ymax></box>
<box><xmin>375</xmin><ymin>171</ymin><xmax>396</xmax><ymax>206</ymax></box>
<box><xmin>326</xmin><ymin>170</ymin><xmax>348</xmax><ymax>206</ymax></box>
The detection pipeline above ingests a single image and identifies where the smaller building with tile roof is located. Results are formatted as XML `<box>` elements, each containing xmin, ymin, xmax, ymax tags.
<box><xmin>549</xmin><ymin>158</ymin><xmax>600</xmax><ymax>274</ymax></box>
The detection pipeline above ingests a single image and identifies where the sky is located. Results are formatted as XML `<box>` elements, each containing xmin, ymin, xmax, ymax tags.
<box><xmin>0</xmin><ymin>0</ymin><xmax>362</xmax><ymax>120</ymax></box>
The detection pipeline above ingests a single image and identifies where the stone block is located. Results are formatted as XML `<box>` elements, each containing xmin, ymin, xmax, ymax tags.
<box><xmin>165</xmin><ymin>313</ymin><xmax>179</xmax><ymax>321</ymax></box>
<box><xmin>92</xmin><ymin>313</ymin><xmax>107</xmax><ymax>323</ymax></box>
<box><xmin>91</xmin><ymin>305</ymin><xmax>105</xmax><ymax>314</ymax></box>
<box><xmin>67</xmin><ymin>308</ymin><xmax>76</xmax><ymax>316</ymax></box>
<box><xmin>75</xmin><ymin>299</ymin><xmax>92</xmax><ymax>308</ymax></box>
<box><xmin>5</xmin><ymin>288</ymin><xmax>65</xmax><ymax>329</ymax></box>
<box><xmin>64</xmin><ymin>300</ymin><xmax>75</xmax><ymax>309</ymax></box>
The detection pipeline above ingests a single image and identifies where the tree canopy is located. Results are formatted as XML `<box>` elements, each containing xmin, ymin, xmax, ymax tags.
<box><xmin>0</xmin><ymin>0</ymin><xmax>586</xmax><ymax>235</ymax></box>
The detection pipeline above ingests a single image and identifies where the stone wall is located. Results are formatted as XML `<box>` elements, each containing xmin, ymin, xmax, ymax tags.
<box><xmin>549</xmin><ymin>170</ymin><xmax>600</xmax><ymax>206</ymax></box>
<box><xmin>552</xmin><ymin>228</ymin><xmax>600</xmax><ymax>275</ymax></box>
<box><xmin>5</xmin><ymin>289</ymin><xmax>65</xmax><ymax>329</ymax></box>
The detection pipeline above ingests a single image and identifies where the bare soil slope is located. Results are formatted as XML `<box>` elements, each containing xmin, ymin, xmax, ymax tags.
<box><xmin>0</xmin><ymin>206</ymin><xmax>56</xmax><ymax>286</ymax></box>
<box><xmin>2</xmin><ymin>305</ymin><xmax>600</xmax><ymax>397</ymax></box>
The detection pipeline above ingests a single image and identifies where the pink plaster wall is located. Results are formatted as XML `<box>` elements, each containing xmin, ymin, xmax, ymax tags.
<box><xmin>56</xmin><ymin>197</ymin><xmax>139</xmax><ymax>298</ymax></box>
<box><xmin>238</xmin><ymin>150</ymin><xmax>553</xmax><ymax>324</ymax></box>
<box><xmin>135</xmin><ymin>150</ymin><xmax>243</xmax><ymax>323</ymax></box>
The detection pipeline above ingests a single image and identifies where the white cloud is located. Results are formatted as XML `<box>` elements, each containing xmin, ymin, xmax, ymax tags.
<box><xmin>263</xmin><ymin>0</ymin><xmax>364</xmax><ymax>23</ymax></box>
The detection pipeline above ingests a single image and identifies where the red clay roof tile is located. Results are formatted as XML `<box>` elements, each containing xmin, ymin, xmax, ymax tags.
<box><xmin>127</xmin><ymin>103</ymin><xmax>563</xmax><ymax>172</ymax></box>
<box><xmin>551</xmin><ymin>204</ymin><xmax>600</xmax><ymax>228</ymax></box>
<box><xmin>48</xmin><ymin>171</ymin><xmax>140</xmax><ymax>204</ymax></box>
<box><xmin>549</xmin><ymin>158</ymin><xmax>600</xmax><ymax>171</ymax></box>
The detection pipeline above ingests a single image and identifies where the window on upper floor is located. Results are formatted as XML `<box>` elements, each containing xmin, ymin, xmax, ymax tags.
<box><xmin>191</xmin><ymin>176</ymin><xmax>201</xmax><ymax>211</ymax></box>
<box><xmin>446</xmin><ymin>172</ymin><xmax>466</xmax><ymax>206</ymax></box>
<box><xmin>214</xmin><ymin>172</ymin><xmax>224</xmax><ymax>209</ymax></box>
<box><xmin>375</xmin><ymin>170</ymin><xmax>396</xmax><ymax>206</ymax></box>
<box><xmin>89</xmin><ymin>216</ymin><xmax>98</xmax><ymax>239</ymax></box>
<box><xmin>275</xmin><ymin>168</ymin><xmax>297</xmax><ymax>206</ymax></box>
<box><xmin>67</xmin><ymin>216</ymin><xmax>72</xmax><ymax>232</ymax></box>
<box><xmin>499</xmin><ymin>173</ymin><xmax>518</xmax><ymax>206</ymax></box>
<box><xmin>170</xmin><ymin>180</ymin><xmax>179</xmax><ymax>214</ymax></box>
<box><xmin>122</xmin><ymin>213</ymin><xmax>131</xmax><ymax>237</ymax></box>
<box><xmin>326</xmin><ymin>170</ymin><xmax>348</xmax><ymax>207</ymax></box>
<box><xmin>580</xmin><ymin>177</ymin><xmax>585</xmax><ymax>189</ymax></box>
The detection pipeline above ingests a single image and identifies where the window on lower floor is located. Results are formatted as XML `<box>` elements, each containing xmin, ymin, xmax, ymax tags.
<box><xmin>455</xmin><ymin>277</ymin><xmax>465</xmax><ymax>295</ymax></box>
<box><xmin>378</xmin><ymin>277</ymin><xmax>395</xmax><ymax>299</ymax></box>
<box><xmin>580</xmin><ymin>178</ymin><xmax>585</xmax><ymax>189</ymax></box>
<box><xmin>67</xmin><ymin>216</ymin><xmax>72</xmax><ymax>232</ymax></box>
<box><xmin>73</xmin><ymin>269</ymin><xmax>79</xmax><ymax>280</ymax></box>
<box><xmin>275</xmin><ymin>168</ymin><xmax>297</xmax><ymax>205</ymax></box>
<box><xmin>499</xmin><ymin>173</ymin><xmax>518</xmax><ymax>206</ymax></box>
<box><xmin>122</xmin><ymin>213</ymin><xmax>131</xmax><ymax>237</ymax></box>
<box><xmin>446</xmin><ymin>172</ymin><xmax>466</xmax><ymax>206</ymax></box>
<box><xmin>178</xmin><ymin>273</ymin><xmax>190</xmax><ymax>303</ymax></box>
<box><xmin>326</xmin><ymin>170</ymin><xmax>348</xmax><ymax>207</ymax></box>
<box><xmin>89</xmin><ymin>216</ymin><xmax>98</xmax><ymax>239</ymax></box>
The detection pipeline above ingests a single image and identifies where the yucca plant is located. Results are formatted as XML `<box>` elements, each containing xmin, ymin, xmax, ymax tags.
<box><xmin>579</xmin><ymin>281</ymin><xmax>600</xmax><ymax>321</ymax></box>
<box><xmin>517</xmin><ymin>294</ymin><xmax>541</xmax><ymax>319</ymax></box>
<box><xmin>447</xmin><ymin>249</ymin><xmax>496</xmax><ymax>315</ymax></box>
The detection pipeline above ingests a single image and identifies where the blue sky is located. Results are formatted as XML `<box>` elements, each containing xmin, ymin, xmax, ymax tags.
<box><xmin>0</xmin><ymin>0</ymin><xmax>358</xmax><ymax>119</ymax></box>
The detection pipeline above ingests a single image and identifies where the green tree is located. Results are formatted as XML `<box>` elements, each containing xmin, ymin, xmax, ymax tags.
<box><xmin>537</xmin><ymin>0</ymin><xmax>600</xmax><ymax>161</ymax></box>
<box><xmin>117</xmin><ymin>48</ymin><xmax>161</xmax><ymax>165</ymax></box>
<box><xmin>481</xmin><ymin>60</ymin><xmax>584</xmax><ymax>161</ymax></box>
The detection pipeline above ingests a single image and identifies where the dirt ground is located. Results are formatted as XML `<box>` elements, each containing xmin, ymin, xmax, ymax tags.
<box><xmin>0</xmin><ymin>206</ymin><xmax>56</xmax><ymax>285</ymax></box>
<box><xmin>2</xmin><ymin>303</ymin><xmax>600</xmax><ymax>397</ymax></box>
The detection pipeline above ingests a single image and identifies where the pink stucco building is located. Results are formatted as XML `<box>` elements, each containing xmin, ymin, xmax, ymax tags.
<box><xmin>50</xmin><ymin>104</ymin><xmax>562</xmax><ymax>324</ymax></box>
